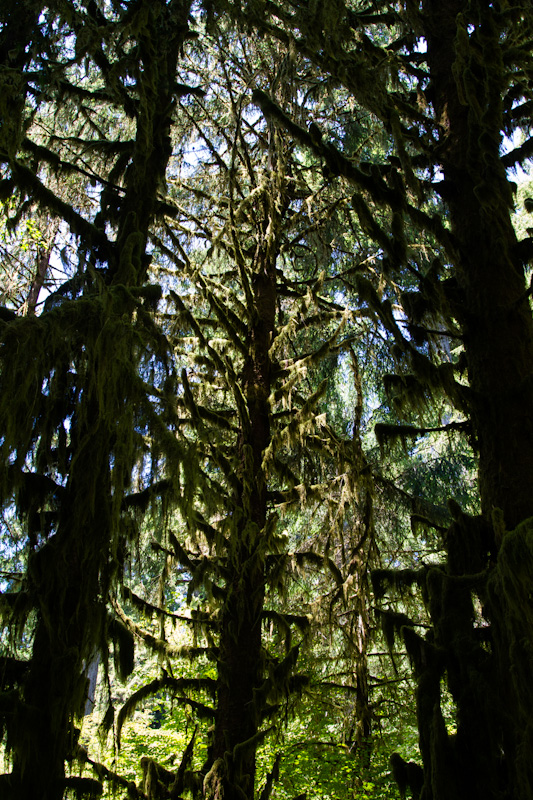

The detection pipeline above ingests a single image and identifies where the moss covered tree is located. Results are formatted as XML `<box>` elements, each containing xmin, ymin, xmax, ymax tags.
<box><xmin>0</xmin><ymin>2</ymin><xmax>197</xmax><ymax>797</ymax></box>
<box><xmin>205</xmin><ymin>1</ymin><xmax>533</xmax><ymax>798</ymax></box>
<box><xmin>109</xmin><ymin>30</ymin><xmax>381</xmax><ymax>800</ymax></box>
<box><xmin>3</xmin><ymin>2</ymin><xmax>533</xmax><ymax>799</ymax></box>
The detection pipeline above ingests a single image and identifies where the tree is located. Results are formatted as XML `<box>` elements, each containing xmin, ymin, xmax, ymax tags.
<box><xmin>112</xmin><ymin>30</ymin><xmax>381</xmax><ymax>800</ymax></box>
<box><xmin>0</xmin><ymin>2</ymin><xmax>196</xmax><ymax>798</ymax></box>
<box><xmin>213</xmin><ymin>2</ymin><xmax>533</xmax><ymax>798</ymax></box>
<box><xmin>2</xmin><ymin>2</ymin><xmax>533</xmax><ymax>800</ymax></box>
<box><xmin>1</xmin><ymin>11</ymin><xmax>376</xmax><ymax>798</ymax></box>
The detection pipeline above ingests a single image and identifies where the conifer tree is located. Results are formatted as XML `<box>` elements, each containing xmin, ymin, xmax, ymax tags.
<box><xmin>3</xmin><ymin>2</ymin><xmax>533</xmax><ymax>799</ymax></box>
<box><xmin>0</xmin><ymin>2</ymin><xmax>197</xmax><ymax>797</ymax></box>
<box><xmin>208</xmin><ymin>1</ymin><xmax>533</xmax><ymax>798</ymax></box>
<box><xmin>2</xmin><ymin>7</ymin><xmax>380</xmax><ymax>798</ymax></box>
<box><xmin>112</xmin><ymin>31</ymin><xmax>380</xmax><ymax>800</ymax></box>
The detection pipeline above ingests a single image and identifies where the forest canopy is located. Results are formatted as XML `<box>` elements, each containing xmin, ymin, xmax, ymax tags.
<box><xmin>1</xmin><ymin>2</ymin><xmax>533</xmax><ymax>800</ymax></box>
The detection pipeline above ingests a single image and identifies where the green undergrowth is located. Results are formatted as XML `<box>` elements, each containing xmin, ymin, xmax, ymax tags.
<box><xmin>75</xmin><ymin>690</ymin><xmax>408</xmax><ymax>800</ymax></box>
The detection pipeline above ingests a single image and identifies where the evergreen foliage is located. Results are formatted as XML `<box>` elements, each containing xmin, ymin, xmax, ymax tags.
<box><xmin>0</xmin><ymin>2</ymin><xmax>195</xmax><ymax>798</ymax></box>
<box><xmin>216</xmin><ymin>2</ymin><xmax>533</xmax><ymax>799</ymax></box>
<box><xmin>110</xmin><ymin>30</ymin><xmax>381</xmax><ymax>800</ymax></box>
<box><xmin>1</xmin><ymin>2</ymin><xmax>533</xmax><ymax>800</ymax></box>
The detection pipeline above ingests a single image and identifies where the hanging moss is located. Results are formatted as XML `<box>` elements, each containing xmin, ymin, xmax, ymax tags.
<box><xmin>374</xmin><ymin>423</ymin><xmax>422</xmax><ymax>453</ymax></box>
<box><xmin>389</xmin><ymin>752</ymin><xmax>424</xmax><ymax>800</ymax></box>
<box><xmin>376</xmin><ymin>608</ymin><xmax>418</xmax><ymax>653</ymax></box>
<box><xmin>371</xmin><ymin>567</ymin><xmax>428</xmax><ymax>601</ymax></box>
<box><xmin>445</xmin><ymin>507</ymin><xmax>494</xmax><ymax>576</ymax></box>
<box><xmin>107</xmin><ymin>617</ymin><xmax>135</xmax><ymax>683</ymax></box>
<box><xmin>62</xmin><ymin>776</ymin><xmax>103</xmax><ymax>799</ymax></box>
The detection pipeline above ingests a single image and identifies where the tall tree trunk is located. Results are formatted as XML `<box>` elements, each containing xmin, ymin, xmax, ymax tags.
<box><xmin>350</xmin><ymin>358</ymin><xmax>374</xmax><ymax>770</ymax></box>
<box><xmin>209</xmin><ymin>204</ymin><xmax>278</xmax><ymax>800</ymax></box>
<box><xmin>10</xmin><ymin>425</ymin><xmax>112</xmax><ymax>800</ymax></box>
<box><xmin>413</xmin><ymin>5</ymin><xmax>533</xmax><ymax>799</ymax></box>
<box><xmin>424</xmin><ymin>0</ymin><xmax>533</xmax><ymax>528</ymax></box>
<box><xmin>212</xmin><ymin>559</ymin><xmax>266</xmax><ymax>800</ymax></box>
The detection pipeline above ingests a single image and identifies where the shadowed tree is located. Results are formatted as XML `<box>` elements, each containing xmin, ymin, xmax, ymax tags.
<box><xmin>3</xmin><ymin>2</ymin><xmax>533</xmax><ymax>799</ymax></box>
<box><xmin>0</xmin><ymin>2</ymin><xmax>197</xmax><ymax>797</ymax></box>
<box><xmin>204</xmin><ymin>1</ymin><xmax>533</xmax><ymax>798</ymax></box>
<box><xmin>113</xmin><ymin>33</ymin><xmax>380</xmax><ymax>800</ymax></box>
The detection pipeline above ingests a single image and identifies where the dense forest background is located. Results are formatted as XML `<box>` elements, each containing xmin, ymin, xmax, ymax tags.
<box><xmin>1</xmin><ymin>2</ymin><xmax>533</xmax><ymax>799</ymax></box>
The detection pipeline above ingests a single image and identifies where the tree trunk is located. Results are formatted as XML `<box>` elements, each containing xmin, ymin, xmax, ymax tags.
<box><xmin>10</xmin><ymin>433</ymin><xmax>111</xmax><ymax>800</ymax></box>
<box><xmin>424</xmin><ymin>0</ymin><xmax>533</xmax><ymax>529</ymax></box>
<box><xmin>211</xmin><ymin>562</ymin><xmax>265</xmax><ymax>800</ymax></box>
<box><xmin>209</xmin><ymin>201</ymin><xmax>278</xmax><ymax>800</ymax></box>
<box><xmin>415</xmin><ymin>5</ymin><xmax>533</xmax><ymax>799</ymax></box>
<box><xmin>25</xmin><ymin>246</ymin><xmax>52</xmax><ymax>316</ymax></box>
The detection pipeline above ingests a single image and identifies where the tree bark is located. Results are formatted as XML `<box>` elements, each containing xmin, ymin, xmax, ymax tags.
<box><xmin>424</xmin><ymin>0</ymin><xmax>533</xmax><ymax>529</ymax></box>
<box><xmin>209</xmin><ymin>193</ymin><xmax>279</xmax><ymax>800</ymax></box>
<box><xmin>417</xmin><ymin>5</ymin><xmax>533</xmax><ymax>799</ymax></box>
<box><xmin>25</xmin><ymin>247</ymin><xmax>51</xmax><ymax>316</ymax></box>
